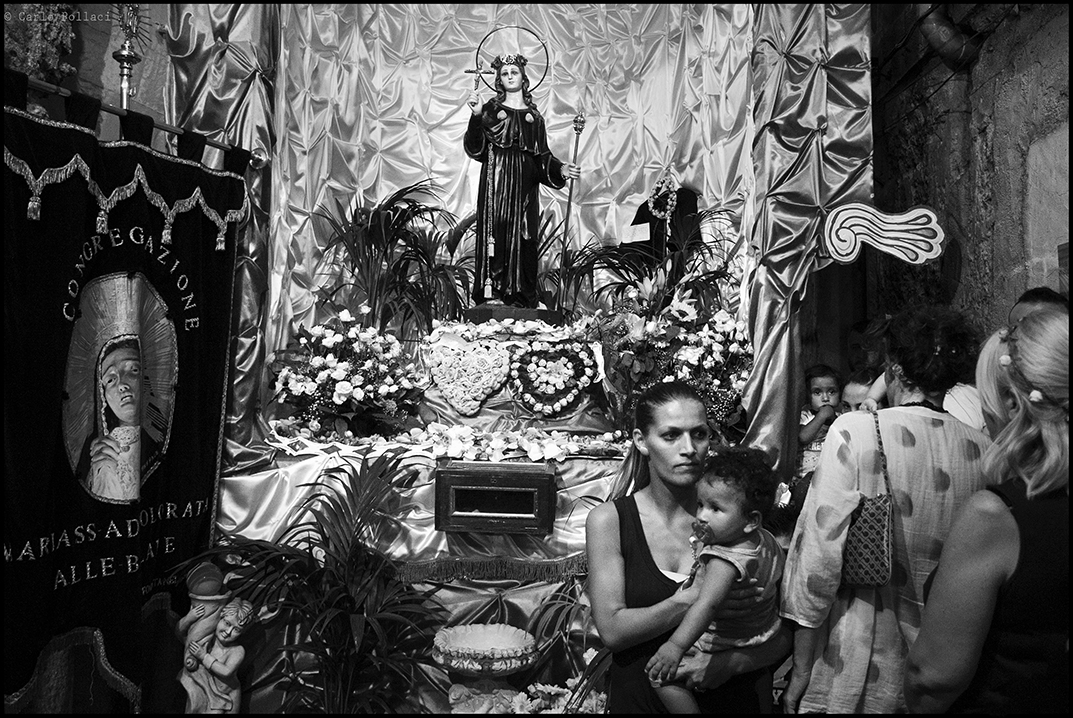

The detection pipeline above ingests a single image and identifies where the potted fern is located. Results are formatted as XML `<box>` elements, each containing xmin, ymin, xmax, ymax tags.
<box><xmin>175</xmin><ymin>449</ymin><xmax>446</xmax><ymax>713</ymax></box>
<box><xmin>316</xmin><ymin>179</ymin><xmax>474</xmax><ymax>346</ymax></box>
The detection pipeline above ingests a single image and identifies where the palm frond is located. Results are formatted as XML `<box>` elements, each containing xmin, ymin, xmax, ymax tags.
<box><xmin>314</xmin><ymin>179</ymin><xmax>470</xmax><ymax>341</ymax></box>
<box><xmin>173</xmin><ymin>449</ymin><xmax>445</xmax><ymax>713</ymax></box>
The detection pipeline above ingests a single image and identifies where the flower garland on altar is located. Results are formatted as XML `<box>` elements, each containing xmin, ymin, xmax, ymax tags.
<box><xmin>398</xmin><ymin>423</ymin><xmax>626</xmax><ymax>463</ymax></box>
<box><xmin>646</xmin><ymin>170</ymin><xmax>678</xmax><ymax>220</ymax></box>
<box><xmin>425</xmin><ymin>316</ymin><xmax>592</xmax><ymax>345</ymax></box>
<box><xmin>269</xmin><ymin>420</ymin><xmax>628</xmax><ymax>462</ymax></box>
<box><xmin>270</xmin><ymin>306</ymin><xmax>425</xmax><ymax>439</ymax></box>
<box><xmin>510</xmin><ymin>340</ymin><xmax>598</xmax><ymax>416</ymax></box>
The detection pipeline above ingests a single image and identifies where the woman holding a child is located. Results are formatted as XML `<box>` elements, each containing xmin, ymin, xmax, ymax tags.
<box><xmin>586</xmin><ymin>381</ymin><xmax>791</xmax><ymax>713</ymax></box>
<box><xmin>779</xmin><ymin>305</ymin><xmax>993</xmax><ymax>714</ymax></box>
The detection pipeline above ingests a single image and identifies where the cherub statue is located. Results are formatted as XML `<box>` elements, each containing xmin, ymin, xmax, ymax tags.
<box><xmin>180</xmin><ymin>597</ymin><xmax>256</xmax><ymax>714</ymax></box>
<box><xmin>177</xmin><ymin>562</ymin><xmax>231</xmax><ymax>673</ymax></box>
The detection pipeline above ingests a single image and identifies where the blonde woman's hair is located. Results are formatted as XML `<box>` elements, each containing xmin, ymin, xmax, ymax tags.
<box><xmin>976</xmin><ymin>308</ymin><xmax>1069</xmax><ymax>497</ymax></box>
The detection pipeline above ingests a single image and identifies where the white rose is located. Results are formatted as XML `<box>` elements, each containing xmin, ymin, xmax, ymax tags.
<box><xmin>332</xmin><ymin>380</ymin><xmax>354</xmax><ymax>404</ymax></box>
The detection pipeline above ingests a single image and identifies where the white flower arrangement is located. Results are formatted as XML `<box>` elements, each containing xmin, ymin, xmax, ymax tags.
<box><xmin>595</xmin><ymin>287</ymin><xmax>755</xmax><ymax>439</ymax></box>
<box><xmin>394</xmin><ymin>423</ymin><xmax>627</xmax><ymax>463</ymax></box>
<box><xmin>510</xmin><ymin>341</ymin><xmax>598</xmax><ymax>417</ymax></box>
<box><xmin>425</xmin><ymin>340</ymin><xmax>512</xmax><ymax>416</ymax></box>
<box><xmin>271</xmin><ymin>306</ymin><xmax>424</xmax><ymax>439</ymax></box>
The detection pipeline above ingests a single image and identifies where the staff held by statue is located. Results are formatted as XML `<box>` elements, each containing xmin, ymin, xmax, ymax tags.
<box><xmin>563</xmin><ymin>110</ymin><xmax>586</xmax><ymax>246</ymax></box>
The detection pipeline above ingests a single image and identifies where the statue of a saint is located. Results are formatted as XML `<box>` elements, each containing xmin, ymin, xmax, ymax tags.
<box><xmin>464</xmin><ymin>53</ymin><xmax>581</xmax><ymax>308</ymax></box>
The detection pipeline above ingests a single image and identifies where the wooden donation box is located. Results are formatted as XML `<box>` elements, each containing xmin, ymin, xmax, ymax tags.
<box><xmin>435</xmin><ymin>460</ymin><xmax>557</xmax><ymax>536</ymax></box>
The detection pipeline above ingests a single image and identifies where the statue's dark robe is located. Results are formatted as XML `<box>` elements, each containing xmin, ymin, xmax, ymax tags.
<box><xmin>465</xmin><ymin>100</ymin><xmax>566</xmax><ymax>308</ymax></box>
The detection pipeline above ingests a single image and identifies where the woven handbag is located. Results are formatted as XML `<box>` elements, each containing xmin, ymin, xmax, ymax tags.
<box><xmin>841</xmin><ymin>411</ymin><xmax>894</xmax><ymax>587</ymax></box>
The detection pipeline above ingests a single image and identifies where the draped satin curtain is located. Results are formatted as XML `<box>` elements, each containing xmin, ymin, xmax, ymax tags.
<box><xmin>159</xmin><ymin>3</ymin><xmax>871</xmax><ymax>479</ymax></box>
<box><xmin>742</xmin><ymin>4</ymin><xmax>873</xmax><ymax>477</ymax></box>
<box><xmin>268</xmin><ymin>3</ymin><xmax>755</xmax><ymax>356</ymax></box>
<box><xmin>165</xmin><ymin>4</ymin><xmax>280</xmax><ymax>474</ymax></box>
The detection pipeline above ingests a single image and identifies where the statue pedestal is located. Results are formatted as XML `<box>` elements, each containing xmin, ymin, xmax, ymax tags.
<box><xmin>463</xmin><ymin>303</ymin><xmax>564</xmax><ymax>326</ymax></box>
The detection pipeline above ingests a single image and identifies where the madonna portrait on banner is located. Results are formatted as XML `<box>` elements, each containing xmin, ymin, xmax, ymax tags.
<box><xmin>63</xmin><ymin>273</ymin><xmax>177</xmax><ymax>504</ymax></box>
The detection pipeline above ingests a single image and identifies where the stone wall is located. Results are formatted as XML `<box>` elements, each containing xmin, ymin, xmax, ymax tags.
<box><xmin>871</xmin><ymin>3</ymin><xmax>1069</xmax><ymax>331</ymax></box>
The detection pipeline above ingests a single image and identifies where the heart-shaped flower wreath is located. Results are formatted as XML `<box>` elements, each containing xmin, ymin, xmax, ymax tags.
<box><xmin>510</xmin><ymin>341</ymin><xmax>597</xmax><ymax>417</ymax></box>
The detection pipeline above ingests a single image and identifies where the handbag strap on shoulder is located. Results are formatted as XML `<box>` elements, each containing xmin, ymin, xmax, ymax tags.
<box><xmin>871</xmin><ymin>410</ymin><xmax>894</xmax><ymax>497</ymax></box>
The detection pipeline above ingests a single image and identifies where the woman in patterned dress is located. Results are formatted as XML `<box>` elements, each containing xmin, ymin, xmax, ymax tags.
<box><xmin>779</xmin><ymin>305</ymin><xmax>992</xmax><ymax>713</ymax></box>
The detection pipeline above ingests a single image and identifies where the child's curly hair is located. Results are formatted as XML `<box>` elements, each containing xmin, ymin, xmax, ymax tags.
<box><xmin>701</xmin><ymin>446</ymin><xmax>777</xmax><ymax>517</ymax></box>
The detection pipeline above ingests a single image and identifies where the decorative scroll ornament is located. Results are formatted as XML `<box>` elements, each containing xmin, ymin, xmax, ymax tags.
<box><xmin>824</xmin><ymin>202</ymin><xmax>945</xmax><ymax>264</ymax></box>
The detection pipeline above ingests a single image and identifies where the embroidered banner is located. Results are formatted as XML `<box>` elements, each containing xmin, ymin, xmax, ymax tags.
<box><xmin>4</xmin><ymin>108</ymin><xmax>246</xmax><ymax>711</ymax></box>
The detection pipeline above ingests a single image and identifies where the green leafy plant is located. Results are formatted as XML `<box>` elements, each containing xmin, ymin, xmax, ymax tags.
<box><xmin>317</xmin><ymin>179</ymin><xmax>473</xmax><ymax>345</ymax></box>
<box><xmin>587</xmin><ymin>209</ymin><xmax>737</xmax><ymax>320</ymax></box>
<box><xmin>521</xmin><ymin>578</ymin><xmax>595</xmax><ymax>684</ymax></box>
<box><xmin>175</xmin><ymin>450</ymin><xmax>446</xmax><ymax>713</ymax></box>
<box><xmin>536</xmin><ymin>211</ymin><xmax>610</xmax><ymax>322</ymax></box>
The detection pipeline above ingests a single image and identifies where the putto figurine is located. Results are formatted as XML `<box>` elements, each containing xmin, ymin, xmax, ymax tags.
<box><xmin>177</xmin><ymin>562</ymin><xmax>256</xmax><ymax>713</ymax></box>
<box><xmin>176</xmin><ymin>562</ymin><xmax>231</xmax><ymax>673</ymax></box>
<box><xmin>180</xmin><ymin>596</ymin><xmax>256</xmax><ymax>714</ymax></box>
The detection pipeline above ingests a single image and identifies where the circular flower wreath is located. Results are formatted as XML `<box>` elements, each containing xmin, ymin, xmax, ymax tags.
<box><xmin>510</xmin><ymin>341</ymin><xmax>597</xmax><ymax>417</ymax></box>
<box><xmin>647</xmin><ymin>171</ymin><xmax>678</xmax><ymax>220</ymax></box>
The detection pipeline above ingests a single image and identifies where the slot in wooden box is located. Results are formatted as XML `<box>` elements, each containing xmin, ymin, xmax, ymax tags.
<box><xmin>434</xmin><ymin>459</ymin><xmax>557</xmax><ymax>536</ymax></box>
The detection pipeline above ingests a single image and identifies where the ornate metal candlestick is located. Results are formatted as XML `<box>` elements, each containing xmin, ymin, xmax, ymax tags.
<box><xmin>111</xmin><ymin>4</ymin><xmax>147</xmax><ymax>110</ymax></box>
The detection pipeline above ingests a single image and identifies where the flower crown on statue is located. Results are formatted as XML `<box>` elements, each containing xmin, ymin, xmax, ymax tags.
<box><xmin>492</xmin><ymin>54</ymin><xmax>528</xmax><ymax>70</ymax></box>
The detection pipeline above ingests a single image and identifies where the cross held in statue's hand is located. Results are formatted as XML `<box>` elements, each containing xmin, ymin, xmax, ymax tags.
<box><xmin>465</xmin><ymin>60</ymin><xmax>495</xmax><ymax>90</ymax></box>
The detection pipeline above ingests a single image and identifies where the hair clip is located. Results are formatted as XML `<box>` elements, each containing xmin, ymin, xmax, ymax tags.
<box><xmin>997</xmin><ymin>328</ymin><xmax>1009</xmax><ymax>339</ymax></box>
<box><xmin>1028</xmin><ymin>390</ymin><xmax>1044</xmax><ymax>403</ymax></box>
<box><xmin>998</xmin><ymin>354</ymin><xmax>1012</xmax><ymax>367</ymax></box>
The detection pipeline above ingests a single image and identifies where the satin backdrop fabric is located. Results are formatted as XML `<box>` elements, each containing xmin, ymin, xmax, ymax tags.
<box><xmin>268</xmin><ymin>3</ymin><xmax>755</xmax><ymax>355</ymax></box>
<box><xmin>742</xmin><ymin>4</ymin><xmax>873</xmax><ymax>478</ymax></box>
<box><xmin>167</xmin><ymin>1</ymin><xmax>872</xmax><ymax>503</ymax></box>
<box><xmin>165</xmin><ymin>4</ymin><xmax>280</xmax><ymax>474</ymax></box>
<box><xmin>217</xmin><ymin>446</ymin><xmax>621</xmax><ymax>564</ymax></box>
